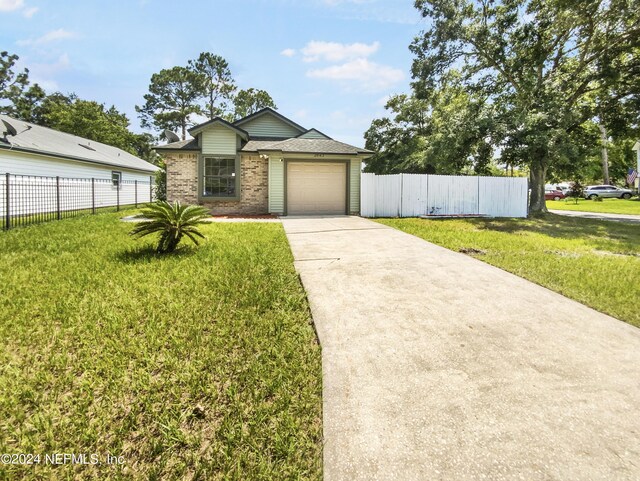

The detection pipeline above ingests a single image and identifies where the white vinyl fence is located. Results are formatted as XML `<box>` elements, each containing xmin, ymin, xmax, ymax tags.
<box><xmin>361</xmin><ymin>173</ymin><xmax>528</xmax><ymax>218</ymax></box>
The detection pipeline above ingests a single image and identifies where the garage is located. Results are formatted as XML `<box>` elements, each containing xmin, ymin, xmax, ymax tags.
<box><xmin>287</xmin><ymin>162</ymin><xmax>347</xmax><ymax>215</ymax></box>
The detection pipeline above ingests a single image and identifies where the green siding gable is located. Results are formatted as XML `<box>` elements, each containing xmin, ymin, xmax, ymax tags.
<box><xmin>350</xmin><ymin>159</ymin><xmax>361</xmax><ymax>214</ymax></box>
<box><xmin>238</xmin><ymin>113</ymin><xmax>303</xmax><ymax>138</ymax></box>
<box><xmin>268</xmin><ymin>157</ymin><xmax>285</xmax><ymax>214</ymax></box>
<box><xmin>298</xmin><ymin>129</ymin><xmax>331</xmax><ymax>140</ymax></box>
<box><xmin>201</xmin><ymin>125</ymin><xmax>237</xmax><ymax>155</ymax></box>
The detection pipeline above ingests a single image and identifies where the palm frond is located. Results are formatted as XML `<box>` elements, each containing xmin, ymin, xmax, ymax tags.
<box><xmin>129</xmin><ymin>201</ymin><xmax>209</xmax><ymax>253</ymax></box>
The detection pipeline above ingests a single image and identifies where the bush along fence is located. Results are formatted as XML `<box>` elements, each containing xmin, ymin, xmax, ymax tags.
<box><xmin>1</xmin><ymin>173</ymin><xmax>155</xmax><ymax>230</ymax></box>
<box><xmin>360</xmin><ymin>173</ymin><xmax>529</xmax><ymax>218</ymax></box>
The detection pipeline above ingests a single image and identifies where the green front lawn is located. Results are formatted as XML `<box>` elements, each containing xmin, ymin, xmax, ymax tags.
<box><xmin>0</xmin><ymin>213</ymin><xmax>322</xmax><ymax>480</ymax></box>
<box><xmin>547</xmin><ymin>198</ymin><xmax>640</xmax><ymax>215</ymax></box>
<box><xmin>377</xmin><ymin>216</ymin><xmax>640</xmax><ymax>328</ymax></box>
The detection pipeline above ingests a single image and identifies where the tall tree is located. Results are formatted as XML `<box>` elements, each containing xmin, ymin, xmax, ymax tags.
<box><xmin>45</xmin><ymin>96</ymin><xmax>146</xmax><ymax>156</ymax></box>
<box><xmin>0</xmin><ymin>51</ymin><xmax>28</xmax><ymax>107</ymax></box>
<box><xmin>136</xmin><ymin>66</ymin><xmax>203</xmax><ymax>140</ymax></box>
<box><xmin>0</xmin><ymin>51</ymin><xmax>46</xmax><ymax>122</ymax></box>
<box><xmin>365</xmin><ymin>76</ymin><xmax>494</xmax><ymax>175</ymax></box>
<box><xmin>411</xmin><ymin>0</ymin><xmax>640</xmax><ymax>213</ymax></box>
<box><xmin>232</xmin><ymin>88</ymin><xmax>276</xmax><ymax>120</ymax></box>
<box><xmin>188</xmin><ymin>53</ymin><xmax>236</xmax><ymax>119</ymax></box>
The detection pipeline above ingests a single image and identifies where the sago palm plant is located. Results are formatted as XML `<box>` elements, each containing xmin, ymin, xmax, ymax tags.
<box><xmin>130</xmin><ymin>201</ymin><xmax>210</xmax><ymax>253</ymax></box>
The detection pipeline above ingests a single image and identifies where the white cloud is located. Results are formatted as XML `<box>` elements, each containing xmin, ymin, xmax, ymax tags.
<box><xmin>28</xmin><ymin>53</ymin><xmax>71</xmax><ymax>91</ymax></box>
<box><xmin>0</xmin><ymin>0</ymin><xmax>37</xmax><ymax>18</ymax></box>
<box><xmin>280</xmin><ymin>48</ymin><xmax>296</xmax><ymax>57</ymax></box>
<box><xmin>307</xmin><ymin>58</ymin><xmax>404</xmax><ymax>92</ymax></box>
<box><xmin>17</xmin><ymin>28</ymin><xmax>77</xmax><ymax>46</ymax></box>
<box><xmin>22</xmin><ymin>6</ymin><xmax>37</xmax><ymax>17</ymax></box>
<box><xmin>0</xmin><ymin>0</ymin><xmax>24</xmax><ymax>11</ymax></box>
<box><xmin>301</xmin><ymin>40</ymin><xmax>380</xmax><ymax>63</ymax></box>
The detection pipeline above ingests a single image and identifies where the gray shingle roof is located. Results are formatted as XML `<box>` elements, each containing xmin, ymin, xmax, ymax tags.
<box><xmin>241</xmin><ymin>138</ymin><xmax>373</xmax><ymax>155</ymax></box>
<box><xmin>153</xmin><ymin>138</ymin><xmax>199</xmax><ymax>150</ymax></box>
<box><xmin>0</xmin><ymin>114</ymin><xmax>158</xmax><ymax>173</ymax></box>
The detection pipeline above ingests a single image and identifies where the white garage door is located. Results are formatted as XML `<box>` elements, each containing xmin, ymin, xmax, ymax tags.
<box><xmin>287</xmin><ymin>162</ymin><xmax>347</xmax><ymax>215</ymax></box>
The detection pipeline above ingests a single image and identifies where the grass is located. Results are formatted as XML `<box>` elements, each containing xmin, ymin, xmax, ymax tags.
<box><xmin>376</xmin><ymin>215</ymin><xmax>640</xmax><ymax>328</ymax></box>
<box><xmin>547</xmin><ymin>197</ymin><xmax>640</xmax><ymax>215</ymax></box>
<box><xmin>0</xmin><ymin>212</ymin><xmax>322</xmax><ymax>480</ymax></box>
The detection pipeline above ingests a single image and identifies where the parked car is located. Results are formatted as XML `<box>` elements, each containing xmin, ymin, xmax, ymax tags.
<box><xmin>584</xmin><ymin>185</ymin><xmax>634</xmax><ymax>199</ymax></box>
<box><xmin>545</xmin><ymin>189</ymin><xmax>566</xmax><ymax>201</ymax></box>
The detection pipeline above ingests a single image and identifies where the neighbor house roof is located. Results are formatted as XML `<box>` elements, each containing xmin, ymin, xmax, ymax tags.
<box><xmin>0</xmin><ymin>114</ymin><xmax>158</xmax><ymax>173</ymax></box>
<box><xmin>242</xmin><ymin>138</ymin><xmax>373</xmax><ymax>155</ymax></box>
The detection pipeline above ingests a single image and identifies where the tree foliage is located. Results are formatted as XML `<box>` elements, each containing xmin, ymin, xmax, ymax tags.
<box><xmin>399</xmin><ymin>0</ymin><xmax>640</xmax><ymax>213</ymax></box>
<box><xmin>137</xmin><ymin>52</ymin><xmax>279</xmax><ymax>139</ymax></box>
<box><xmin>231</xmin><ymin>88</ymin><xmax>277</xmax><ymax>120</ymax></box>
<box><xmin>0</xmin><ymin>50</ymin><xmax>46</xmax><ymax>121</ymax></box>
<box><xmin>365</xmin><ymin>75</ymin><xmax>495</xmax><ymax>175</ymax></box>
<box><xmin>188</xmin><ymin>53</ymin><xmax>236</xmax><ymax>119</ymax></box>
<box><xmin>136</xmin><ymin>66</ymin><xmax>203</xmax><ymax>140</ymax></box>
<box><xmin>0</xmin><ymin>52</ymin><xmax>158</xmax><ymax>164</ymax></box>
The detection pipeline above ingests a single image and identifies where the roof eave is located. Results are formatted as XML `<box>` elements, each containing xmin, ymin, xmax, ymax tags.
<box><xmin>0</xmin><ymin>143</ymin><xmax>158</xmax><ymax>173</ymax></box>
<box><xmin>233</xmin><ymin>107</ymin><xmax>306</xmax><ymax>133</ymax></box>
<box><xmin>295</xmin><ymin>128</ymin><xmax>333</xmax><ymax>140</ymax></box>
<box><xmin>153</xmin><ymin>146</ymin><xmax>201</xmax><ymax>152</ymax></box>
<box><xmin>188</xmin><ymin>118</ymin><xmax>249</xmax><ymax>140</ymax></box>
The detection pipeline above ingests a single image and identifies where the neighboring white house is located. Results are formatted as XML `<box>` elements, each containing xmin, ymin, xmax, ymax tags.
<box><xmin>0</xmin><ymin>114</ymin><xmax>158</xmax><ymax>183</ymax></box>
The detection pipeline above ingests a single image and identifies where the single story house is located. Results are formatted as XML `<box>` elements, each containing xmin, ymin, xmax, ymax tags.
<box><xmin>154</xmin><ymin>108</ymin><xmax>373</xmax><ymax>215</ymax></box>
<box><xmin>0</xmin><ymin>114</ymin><xmax>158</xmax><ymax>184</ymax></box>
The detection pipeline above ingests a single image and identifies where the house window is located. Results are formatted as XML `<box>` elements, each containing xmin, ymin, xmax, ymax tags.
<box><xmin>112</xmin><ymin>171</ymin><xmax>122</xmax><ymax>187</ymax></box>
<box><xmin>203</xmin><ymin>157</ymin><xmax>236</xmax><ymax>197</ymax></box>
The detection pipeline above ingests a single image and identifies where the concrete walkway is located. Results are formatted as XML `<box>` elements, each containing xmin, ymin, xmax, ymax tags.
<box><xmin>549</xmin><ymin>209</ymin><xmax>640</xmax><ymax>223</ymax></box>
<box><xmin>282</xmin><ymin>216</ymin><xmax>640</xmax><ymax>481</ymax></box>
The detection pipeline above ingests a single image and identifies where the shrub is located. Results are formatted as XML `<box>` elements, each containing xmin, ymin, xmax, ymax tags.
<box><xmin>566</xmin><ymin>181</ymin><xmax>584</xmax><ymax>205</ymax></box>
<box><xmin>154</xmin><ymin>160</ymin><xmax>167</xmax><ymax>201</ymax></box>
<box><xmin>130</xmin><ymin>201</ymin><xmax>210</xmax><ymax>253</ymax></box>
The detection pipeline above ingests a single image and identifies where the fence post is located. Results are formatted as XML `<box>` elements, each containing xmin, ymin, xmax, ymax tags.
<box><xmin>135</xmin><ymin>180</ymin><xmax>138</xmax><ymax>207</ymax></box>
<box><xmin>477</xmin><ymin>176</ymin><xmax>480</xmax><ymax>215</ymax></box>
<box><xmin>56</xmin><ymin>176</ymin><xmax>61</xmax><ymax>220</ymax></box>
<box><xmin>116</xmin><ymin>181</ymin><xmax>120</xmax><ymax>212</ymax></box>
<box><xmin>399</xmin><ymin>173</ymin><xmax>404</xmax><ymax>218</ymax></box>
<box><xmin>5</xmin><ymin>173</ymin><xmax>10</xmax><ymax>230</ymax></box>
<box><xmin>91</xmin><ymin>178</ymin><xmax>95</xmax><ymax>214</ymax></box>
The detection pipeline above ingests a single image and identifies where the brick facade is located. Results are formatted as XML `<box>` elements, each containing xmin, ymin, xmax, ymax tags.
<box><xmin>165</xmin><ymin>153</ymin><xmax>269</xmax><ymax>215</ymax></box>
<box><xmin>165</xmin><ymin>152</ymin><xmax>198</xmax><ymax>204</ymax></box>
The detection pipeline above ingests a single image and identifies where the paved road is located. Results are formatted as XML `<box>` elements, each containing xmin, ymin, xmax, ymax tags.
<box><xmin>282</xmin><ymin>216</ymin><xmax>640</xmax><ymax>481</ymax></box>
<box><xmin>549</xmin><ymin>209</ymin><xmax>640</xmax><ymax>223</ymax></box>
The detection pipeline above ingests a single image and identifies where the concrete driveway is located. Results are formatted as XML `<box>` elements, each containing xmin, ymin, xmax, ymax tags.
<box><xmin>282</xmin><ymin>216</ymin><xmax>640</xmax><ymax>481</ymax></box>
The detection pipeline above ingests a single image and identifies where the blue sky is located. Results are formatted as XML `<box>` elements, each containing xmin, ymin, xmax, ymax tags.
<box><xmin>1</xmin><ymin>0</ymin><xmax>426</xmax><ymax>147</ymax></box>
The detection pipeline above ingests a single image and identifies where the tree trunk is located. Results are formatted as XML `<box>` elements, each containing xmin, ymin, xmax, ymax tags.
<box><xmin>529</xmin><ymin>162</ymin><xmax>548</xmax><ymax>215</ymax></box>
<box><xmin>181</xmin><ymin>122</ymin><xmax>186</xmax><ymax>141</ymax></box>
<box><xmin>598</xmin><ymin>124</ymin><xmax>610</xmax><ymax>185</ymax></box>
